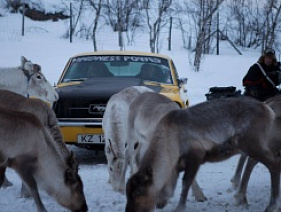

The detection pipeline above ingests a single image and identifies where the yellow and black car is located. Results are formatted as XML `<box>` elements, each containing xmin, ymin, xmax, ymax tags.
<box><xmin>53</xmin><ymin>51</ymin><xmax>188</xmax><ymax>150</ymax></box>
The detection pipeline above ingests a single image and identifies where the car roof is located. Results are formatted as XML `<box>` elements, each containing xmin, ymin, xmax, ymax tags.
<box><xmin>71</xmin><ymin>50</ymin><xmax>172</xmax><ymax>61</ymax></box>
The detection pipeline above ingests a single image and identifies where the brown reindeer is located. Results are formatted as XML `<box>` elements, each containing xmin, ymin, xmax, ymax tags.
<box><xmin>231</xmin><ymin>94</ymin><xmax>281</xmax><ymax>190</ymax></box>
<box><xmin>0</xmin><ymin>107</ymin><xmax>87</xmax><ymax>212</ymax></box>
<box><xmin>0</xmin><ymin>89</ymin><xmax>78</xmax><ymax>195</ymax></box>
<box><xmin>231</xmin><ymin>94</ymin><xmax>281</xmax><ymax>207</ymax></box>
<box><xmin>125</xmin><ymin>96</ymin><xmax>280</xmax><ymax>212</ymax></box>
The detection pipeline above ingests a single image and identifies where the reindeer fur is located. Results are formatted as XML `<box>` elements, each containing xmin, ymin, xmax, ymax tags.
<box><xmin>0</xmin><ymin>56</ymin><xmax>58</xmax><ymax>103</ymax></box>
<box><xmin>102</xmin><ymin>86</ymin><xmax>153</xmax><ymax>192</ymax></box>
<box><xmin>0</xmin><ymin>107</ymin><xmax>87</xmax><ymax>212</ymax></box>
<box><xmin>125</xmin><ymin>96</ymin><xmax>280</xmax><ymax>212</ymax></box>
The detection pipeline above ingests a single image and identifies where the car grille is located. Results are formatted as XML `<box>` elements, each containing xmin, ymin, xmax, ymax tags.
<box><xmin>53</xmin><ymin>98</ymin><xmax>107</xmax><ymax>119</ymax></box>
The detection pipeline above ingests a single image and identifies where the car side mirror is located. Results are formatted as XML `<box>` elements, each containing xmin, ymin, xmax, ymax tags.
<box><xmin>178</xmin><ymin>78</ymin><xmax>188</xmax><ymax>86</ymax></box>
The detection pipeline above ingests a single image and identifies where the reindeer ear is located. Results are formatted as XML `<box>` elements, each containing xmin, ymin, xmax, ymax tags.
<box><xmin>65</xmin><ymin>169</ymin><xmax>78</xmax><ymax>184</ymax></box>
<box><xmin>33</xmin><ymin>64</ymin><xmax>41</xmax><ymax>72</ymax></box>
<box><xmin>21</xmin><ymin>56</ymin><xmax>27</xmax><ymax>67</ymax></box>
<box><xmin>68</xmin><ymin>151</ymin><xmax>79</xmax><ymax>173</ymax></box>
<box><xmin>69</xmin><ymin>150</ymin><xmax>78</xmax><ymax>162</ymax></box>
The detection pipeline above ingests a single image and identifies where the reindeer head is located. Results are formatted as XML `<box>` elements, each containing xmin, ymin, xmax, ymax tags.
<box><xmin>125</xmin><ymin>167</ymin><xmax>155</xmax><ymax>212</ymax></box>
<box><xmin>58</xmin><ymin>169</ymin><xmax>88</xmax><ymax>212</ymax></box>
<box><xmin>20</xmin><ymin>56</ymin><xmax>59</xmax><ymax>103</ymax></box>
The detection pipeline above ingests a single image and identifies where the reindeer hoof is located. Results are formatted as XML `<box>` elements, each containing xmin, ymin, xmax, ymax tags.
<box><xmin>116</xmin><ymin>187</ymin><xmax>125</xmax><ymax>195</ymax></box>
<box><xmin>173</xmin><ymin>205</ymin><xmax>185</xmax><ymax>212</ymax></box>
<box><xmin>115</xmin><ymin>184</ymin><xmax>125</xmax><ymax>195</ymax></box>
<box><xmin>234</xmin><ymin>192</ymin><xmax>248</xmax><ymax>206</ymax></box>
<box><xmin>265</xmin><ymin>204</ymin><xmax>281</xmax><ymax>212</ymax></box>
<box><xmin>21</xmin><ymin>186</ymin><xmax>31</xmax><ymax>198</ymax></box>
<box><xmin>191</xmin><ymin>180</ymin><xmax>207</xmax><ymax>202</ymax></box>
<box><xmin>230</xmin><ymin>177</ymin><xmax>240</xmax><ymax>190</ymax></box>
<box><xmin>21</xmin><ymin>192</ymin><xmax>32</xmax><ymax>198</ymax></box>
<box><xmin>194</xmin><ymin>193</ymin><xmax>207</xmax><ymax>202</ymax></box>
<box><xmin>2</xmin><ymin>178</ymin><xmax>13</xmax><ymax>188</ymax></box>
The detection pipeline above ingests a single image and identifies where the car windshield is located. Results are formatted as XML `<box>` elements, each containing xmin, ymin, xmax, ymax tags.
<box><xmin>62</xmin><ymin>55</ymin><xmax>173</xmax><ymax>84</ymax></box>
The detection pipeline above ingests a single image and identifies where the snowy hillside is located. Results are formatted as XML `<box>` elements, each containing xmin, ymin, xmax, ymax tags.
<box><xmin>0</xmin><ymin>11</ymin><xmax>279</xmax><ymax>212</ymax></box>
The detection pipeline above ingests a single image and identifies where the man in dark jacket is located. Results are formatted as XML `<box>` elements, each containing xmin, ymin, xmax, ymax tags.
<box><xmin>243</xmin><ymin>48</ymin><xmax>281</xmax><ymax>101</ymax></box>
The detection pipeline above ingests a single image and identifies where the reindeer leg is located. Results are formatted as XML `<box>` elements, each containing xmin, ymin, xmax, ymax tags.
<box><xmin>265</xmin><ymin>163</ymin><xmax>280</xmax><ymax>212</ymax></box>
<box><xmin>191</xmin><ymin>178</ymin><xmax>207</xmax><ymax>202</ymax></box>
<box><xmin>248</xmin><ymin>146</ymin><xmax>281</xmax><ymax>212</ymax></box>
<box><xmin>2</xmin><ymin>176</ymin><xmax>13</xmax><ymax>188</ymax></box>
<box><xmin>21</xmin><ymin>175</ymin><xmax>47</xmax><ymax>212</ymax></box>
<box><xmin>12</xmin><ymin>156</ymin><xmax>47</xmax><ymax>212</ymax></box>
<box><xmin>0</xmin><ymin>167</ymin><xmax>13</xmax><ymax>188</ymax></box>
<box><xmin>240</xmin><ymin>146</ymin><xmax>281</xmax><ymax>212</ymax></box>
<box><xmin>0</xmin><ymin>167</ymin><xmax>6</xmax><ymax>187</ymax></box>
<box><xmin>231</xmin><ymin>153</ymin><xmax>247</xmax><ymax>189</ymax></box>
<box><xmin>234</xmin><ymin>157</ymin><xmax>257</xmax><ymax>206</ymax></box>
<box><xmin>0</xmin><ymin>157</ymin><xmax>12</xmax><ymax>188</ymax></box>
<box><xmin>174</xmin><ymin>154</ymin><xmax>201</xmax><ymax>212</ymax></box>
<box><xmin>16</xmin><ymin>167</ymin><xmax>47</xmax><ymax>212</ymax></box>
<box><xmin>21</xmin><ymin>182</ymin><xmax>31</xmax><ymax>198</ymax></box>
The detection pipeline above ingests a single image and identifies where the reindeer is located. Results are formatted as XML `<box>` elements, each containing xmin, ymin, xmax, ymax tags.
<box><xmin>230</xmin><ymin>95</ymin><xmax>281</xmax><ymax>190</ymax></box>
<box><xmin>0</xmin><ymin>56</ymin><xmax>58</xmax><ymax>103</ymax></box>
<box><xmin>231</xmin><ymin>94</ymin><xmax>281</xmax><ymax>207</ymax></box>
<box><xmin>125</xmin><ymin>96</ymin><xmax>280</xmax><ymax>212</ymax></box>
<box><xmin>119</xmin><ymin>91</ymin><xmax>206</xmax><ymax>203</ymax></box>
<box><xmin>0</xmin><ymin>107</ymin><xmax>87</xmax><ymax>212</ymax></box>
<box><xmin>102</xmin><ymin>86</ymin><xmax>154</xmax><ymax>192</ymax></box>
<box><xmin>0</xmin><ymin>89</ymin><xmax>78</xmax><ymax>195</ymax></box>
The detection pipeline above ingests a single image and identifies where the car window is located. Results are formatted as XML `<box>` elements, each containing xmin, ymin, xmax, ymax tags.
<box><xmin>62</xmin><ymin>55</ymin><xmax>173</xmax><ymax>85</ymax></box>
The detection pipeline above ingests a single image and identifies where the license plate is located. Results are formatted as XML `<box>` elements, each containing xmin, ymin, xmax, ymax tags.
<box><xmin>77</xmin><ymin>134</ymin><xmax>104</xmax><ymax>144</ymax></box>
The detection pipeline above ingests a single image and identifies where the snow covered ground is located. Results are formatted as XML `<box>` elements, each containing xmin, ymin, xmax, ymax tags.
<box><xmin>0</xmin><ymin>12</ymin><xmax>278</xmax><ymax>212</ymax></box>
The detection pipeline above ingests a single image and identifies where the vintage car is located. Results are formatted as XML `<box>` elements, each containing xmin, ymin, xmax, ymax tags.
<box><xmin>53</xmin><ymin>51</ymin><xmax>189</xmax><ymax>150</ymax></box>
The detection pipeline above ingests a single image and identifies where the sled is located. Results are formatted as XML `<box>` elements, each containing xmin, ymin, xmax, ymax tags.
<box><xmin>205</xmin><ymin>86</ymin><xmax>241</xmax><ymax>101</ymax></box>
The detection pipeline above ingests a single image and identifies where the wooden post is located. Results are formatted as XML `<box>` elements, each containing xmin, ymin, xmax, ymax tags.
<box><xmin>70</xmin><ymin>2</ymin><xmax>73</xmax><ymax>43</ymax></box>
<box><xmin>216</xmin><ymin>9</ymin><xmax>219</xmax><ymax>55</ymax></box>
<box><xmin>219</xmin><ymin>30</ymin><xmax>242</xmax><ymax>55</ymax></box>
<box><xmin>168</xmin><ymin>17</ymin><xmax>172</xmax><ymax>51</ymax></box>
<box><xmin>22</xmin><ymin>5</ymin><xmax>25</xmax><ymax>36</ymax></box>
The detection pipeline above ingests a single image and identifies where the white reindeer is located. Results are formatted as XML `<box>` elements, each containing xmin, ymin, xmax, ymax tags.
<box><xmin>126</xmin><ymin>96</ymin><xmax>280</xmax><ymax>212</ymax></box>
<box><xmin>0</xmin><ymin>107</ymin><xmax>87</xmax><ymax>212</ymax></box>
<box><xmin>0</xmin><ymin>89</ymin><xmax>78</xmax><ymax>195</ymax></box>
<box><xmin>102</xmin><ymin>86</ymin><xmax>153</xmax><ymax>192</ymax></box>
<box><xmin>0</xmin><ymin>56</ymin><xmax>58</xmax><ymax>103</ymax></box>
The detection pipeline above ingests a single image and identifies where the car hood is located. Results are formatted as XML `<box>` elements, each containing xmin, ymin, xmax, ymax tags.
<box><xmin>56</xmin><ymin>77</ymin><xmax>163</xmax><ymax>100</ymax></box>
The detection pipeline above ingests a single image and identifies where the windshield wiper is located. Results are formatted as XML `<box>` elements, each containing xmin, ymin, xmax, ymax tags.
<box><xmin>63</xmin><ymin>78</ymin><xmax>87</xmax><ymax>82</ymax></box>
